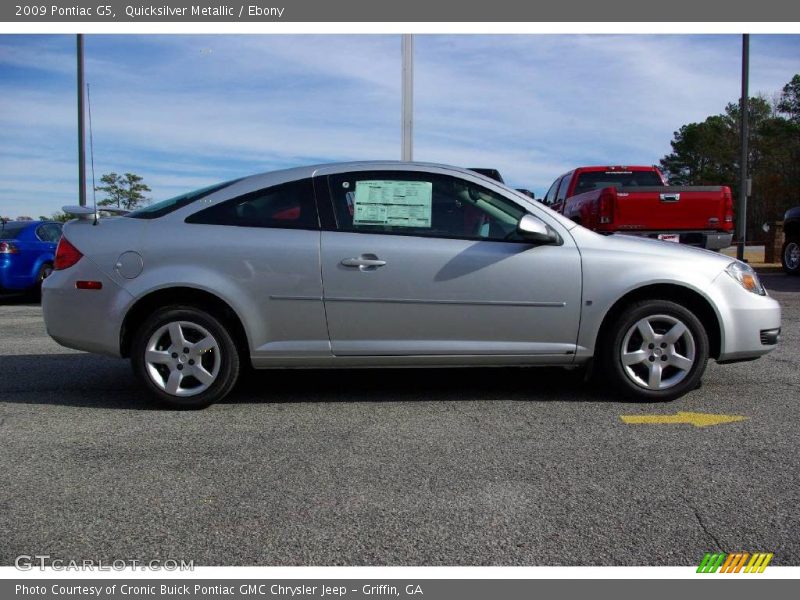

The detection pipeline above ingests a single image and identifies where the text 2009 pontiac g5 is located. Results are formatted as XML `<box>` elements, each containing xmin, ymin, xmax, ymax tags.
<box><xmin>43</xmin><ymin>162</ymin><xmax>780</xmax><ymax>408</ymax></box>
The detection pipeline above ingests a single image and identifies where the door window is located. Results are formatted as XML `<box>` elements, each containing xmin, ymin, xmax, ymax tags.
<box><xmin>556</xmin><ymin>173</ymin><xmax>573</xmax><ymax>202</ymax></box>
<box><xmin>327</xmin><ymin>171</ymin><xmax>526</xmax><ymax>242</ymax></box>
<box><xmin>544</xmin><ymin>178</ymin><xmax>561</xmax><ymax>205</ymax></box>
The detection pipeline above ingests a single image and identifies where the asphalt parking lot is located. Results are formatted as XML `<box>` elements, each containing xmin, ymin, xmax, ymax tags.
<box><xmin>1</xmin><ymin>273</ymin><xmax>798</xmax><ymax>566</ymax></box>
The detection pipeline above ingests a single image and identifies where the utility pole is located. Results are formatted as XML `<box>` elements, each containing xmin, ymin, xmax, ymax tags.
<box><xmin>401</xmin><ymin>34</ymin><xmax>414</xmax><ymax>161</ymax></box>
<box><xmin>77</xmin><ymin>34</ymin><xmax>87</xmax><ymax>207</ymax></box>
<box><xmin>737</xmin><ymin>34</ymin><xmax>749</xmax><ymax>261</ymax></box>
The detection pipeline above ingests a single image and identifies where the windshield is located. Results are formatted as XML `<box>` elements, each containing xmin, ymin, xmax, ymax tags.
<box><xmin>575</xmin><ymin>170</ymin><xmax>664</xmax><ymax>193</ymax></box>
<box><xmin>126</xmin><ymin>179</ymin><xmax>242</xmax><ymax>219</ymax></box>
<box><xmin>0</xmin><ymin>221</ymin><xmax>29</xmax><ymax>239</ymax></box>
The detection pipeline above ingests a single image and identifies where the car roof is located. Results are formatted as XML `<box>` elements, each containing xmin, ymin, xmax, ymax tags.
<box><xmin>0</xmin><ymin>220</ymin><xmax>59</xmax><ymax>233</ymax></box>
<box><xmin>239</xmin><ymin>161</ymin><xmax>490</xmax><ymax>186</ymax></box>
<box><xmin>1</xmin><ymin>220</ymin><xmax>56</xmax><ymax>226</ymax></box>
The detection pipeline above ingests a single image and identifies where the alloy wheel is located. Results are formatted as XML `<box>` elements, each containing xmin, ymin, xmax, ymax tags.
<box><xmin>144</xmin><ymin>321</ymin><xmax>221</xmax><ymax>397</ymax></box>
<box><xmin>620</xmin><ymin>314</ymin><xmax>696</xmax><ymax>390</ymax></box>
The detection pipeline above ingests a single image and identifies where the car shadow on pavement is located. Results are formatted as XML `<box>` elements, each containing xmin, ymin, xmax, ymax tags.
<box><xmin>231</xmin><ymin>364</ymin><xmax>608</xmax><ymax>406</ymax></box>
<box><xmin>761</xmin><ymin>272</ymin><xmax>800</xmax><ymax>293</ymax></box>
<box><xmin>0</xmin><ymin>292</ymin><xmax>39</xmax><ymax>306</ymax></box>
<box><xmin>0</xmin><ymin>353</ymin><xmax>632</xmax><ymax>410</ymax></box>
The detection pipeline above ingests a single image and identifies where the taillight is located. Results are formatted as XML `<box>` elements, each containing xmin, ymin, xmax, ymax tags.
<box><xmin>723</xmin><ymin>188</ymin><xmax>734</xmax><ymax>230</ymax></box>
<box><xmin>598</xmin><ymin>188</ymin><xmax>615</xmax><ymax>225</ymax></box>
<box><xmin>54</xmin><ymin>237</ymin><xmax>83</xmax><ymax>270</ymax></box>
<box><xmin>0</xmin><ymin>241</ymin><xmax>18</xmax><ymax>254</ymax></box>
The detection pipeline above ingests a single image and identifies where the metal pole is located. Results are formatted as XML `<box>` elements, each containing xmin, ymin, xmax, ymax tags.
<box><xmin>736</xmin><ymin>34</ymin><xmax>749</xmax><ymax>261</ymax></box>
<box><xmin>401</xmin><ymin>34</ymin><xmax>414</xmax><ymax>161</ymax></box>
<box><xmin>77</xmin><ymin>34</ymin><xmax>87</xmax><ymax>207</ymax></box>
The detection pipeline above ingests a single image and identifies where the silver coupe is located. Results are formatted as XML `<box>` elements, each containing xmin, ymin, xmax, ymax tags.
<box><xmin>42</xmin><ymin>162</ymin><xmax>781</xmax><ymax>408</ymax></box>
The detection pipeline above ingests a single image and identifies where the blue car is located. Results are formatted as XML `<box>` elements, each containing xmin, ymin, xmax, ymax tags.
<box><xmin>0</xmin><ymin>220</ymin><xmax>63</xmax><ymax>294</ymax></box>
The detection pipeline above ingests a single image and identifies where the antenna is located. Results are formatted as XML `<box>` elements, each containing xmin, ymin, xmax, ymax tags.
<box><xmin>87</xmin><ymin>82</ymin><xmax>98</xmax><ymax>225</ymax></box>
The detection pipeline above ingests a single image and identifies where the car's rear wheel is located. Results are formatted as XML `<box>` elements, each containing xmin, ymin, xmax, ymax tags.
<box><xmin>131</xmin><ymin>306</ymin><xmax>240</xmax><ymax>409</ymax></box>
<box><xmin>28</xmin><ymin>262</ymin><xmax>53</xmax><ymax>298</ymax></box>
<box><xmin>37</xmin><ymin>262</ymin><xmax>53</xmax><ymax>284</ymax></box>
<box><xmin>782</xmin><ymin>239</ymin><xmax>800</xmax><ymax>275</ymax></box>
<box><xmin>601</xmin><ymin>300</ymin><xmax>709</xmax><ymax>401</ymax></box>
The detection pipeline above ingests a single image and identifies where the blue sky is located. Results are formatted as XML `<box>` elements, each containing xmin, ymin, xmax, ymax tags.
<box><xmin>1</xmin><ymin>34</ymin><xmax>799</xmax><ymax>219</ymax></box>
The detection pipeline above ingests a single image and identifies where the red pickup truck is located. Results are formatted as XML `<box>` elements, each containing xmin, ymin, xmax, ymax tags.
<box><xmin>543</xmin><ymin>166</ymin><xmax>734</xmax><ymax>250</ymax></box>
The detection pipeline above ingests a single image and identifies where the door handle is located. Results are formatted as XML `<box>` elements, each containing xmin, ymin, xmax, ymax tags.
<box><xmin>660</xmin><ymin>193</ymin><xmax>680</xmax><ymax>202</ymax></box>
<box><xmin>340</xmin><ymin>254</ymin><xmax>387</xmax><ymax>271</ymax></box>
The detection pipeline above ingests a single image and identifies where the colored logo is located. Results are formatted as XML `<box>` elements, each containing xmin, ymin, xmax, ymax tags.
<box><xmin>697</xmin><ymin>552</ymin><xmax>773</xmax><ymax>573</ymax></box>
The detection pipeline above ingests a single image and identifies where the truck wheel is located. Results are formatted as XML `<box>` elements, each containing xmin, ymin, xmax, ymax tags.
<box><xmin>600</xmin><ymin>300</ymin><xmax>709</xmax><ymax>402</ymax></box>
<box><xmin>131</xmin><ymin>306</ymin><xmax>240</xmax><ymax>409</ymax></box>
<box><xmin>782</xmin><ymin>239</ymin><xmax>800</xmax><ymax>275</ymax></box>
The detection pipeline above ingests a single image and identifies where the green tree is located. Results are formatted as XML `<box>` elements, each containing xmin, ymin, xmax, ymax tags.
<box><xmin>777</xmin><ymin>74</ymin><xmax>800</xmax><ymax>122</ymax></box>
<box><xmin>660</xmin><ymin>76</ymin><xmax>800</xmax><ymax>242</ymax></box>
<box><xmin>49</xmin><ymin>211</ymin><xmax>72</xmax><ymax>223</ymax></box>
<box><xmin>659</xmin><ymin>115</ymin><xmax>737</xmax><ymax>186</ymax></box>
<box><xmin>95</xmin><ymin>172</ymin><xmax>151</xmax><ymax>210</ymax></box>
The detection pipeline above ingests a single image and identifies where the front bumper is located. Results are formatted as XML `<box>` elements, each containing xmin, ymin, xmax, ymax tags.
<box><xmin>711</xmin><ymin>271</ymin><xmax>781</xmax><ymax>362</ymax></box>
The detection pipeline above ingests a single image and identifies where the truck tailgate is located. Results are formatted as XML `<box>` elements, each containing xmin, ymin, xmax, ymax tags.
<box><xmin>612</xmin><ymin>186</ymin><xmax>731</xmax><ymax>231</ymax></box>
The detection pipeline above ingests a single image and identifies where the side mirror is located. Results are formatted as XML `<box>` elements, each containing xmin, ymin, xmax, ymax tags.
<box><xmin>517</xmin><ymin>214</ymin><xmax>558</xmax><ymax>244</ymax></box>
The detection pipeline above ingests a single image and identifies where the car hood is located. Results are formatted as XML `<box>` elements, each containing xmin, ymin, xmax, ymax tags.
<box><xmin>570</xmin><ymin>227</ymin><xmax>735</xmax><ymax>273</ymax></box>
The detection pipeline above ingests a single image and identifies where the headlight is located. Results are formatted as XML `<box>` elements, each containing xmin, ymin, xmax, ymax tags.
<box><xmin>725</xmin><ymin>261</ymin><xmax>766</xmax><ymax>296</ymax></box>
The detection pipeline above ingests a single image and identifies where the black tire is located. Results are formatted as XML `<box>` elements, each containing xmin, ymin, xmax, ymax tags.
<box><xmin>599</xmin><ymin>299</ymin><xmax>709</xmax><ymax>402</ymax></box>
<box><xmin>131</xmin><ymin>305</ymin><xmax>240</xmax><ymax>409</ymax></box>
<box><xmin>37</xmin><ymin>262</ymin><xmax>53</xmax><ymax>284</ymax></box>
<box><xmin>27</xmin><ymin>262</ymin><xmax>53</xmax><ymax>300</ymax></box>
<box><xmin>781</xmin><ymin>238</ymin><xmax>800</xmax><ymax>275</ymax></box>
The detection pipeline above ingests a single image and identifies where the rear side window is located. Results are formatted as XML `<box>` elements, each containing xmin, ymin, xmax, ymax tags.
<box><xmin>127</xmin><ymin>179</ymin><xmax>241</xmax><ymax>220</ymax></box>
<box><xmin>186</xmin><ymin>178</ymin><xmax>319</xmax><ymax>230</ymax></box>
<box><xmin>35</xmin><ymin>223</ymin><xmax>62</xmax><ymax>242</ymax></box>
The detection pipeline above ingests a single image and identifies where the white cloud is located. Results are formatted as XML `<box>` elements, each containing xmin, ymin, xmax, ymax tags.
<box><xmin>0</xmin><ymin>33</ymin><xmax>798</xmax><ymax>218</ymax></box>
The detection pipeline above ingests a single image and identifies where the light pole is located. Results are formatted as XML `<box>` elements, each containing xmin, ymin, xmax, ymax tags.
<box><xmin>401</xmin><ymin>34</ymin><xmax>414</xmax><ymax>161</ymax></box>
<box><xmin>737</xmin><ymin>34</ymin><xmax>749</xmax><ymax>261</ymax></box>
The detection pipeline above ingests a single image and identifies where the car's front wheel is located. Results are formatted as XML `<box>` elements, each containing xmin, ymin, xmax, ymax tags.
<box><xmin>131</xmin><ymin>306</ymin><xmax>240</xmax><ymax>409</ymax></box>
<box><xmin>782</xmin><ymin>238</ymin><xmax>800</xmax><ymax>275</ymax></box>
<box><xmin>601</xmin><ymin>300</ymin><xmax>709</xmax><ymax>401</ymax></box>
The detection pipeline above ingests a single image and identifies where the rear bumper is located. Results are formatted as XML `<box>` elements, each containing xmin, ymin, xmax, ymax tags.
<box><xmin>683</xmin><ymin>231</ymin><xmax>733</xmax><ymax>250</ymax></box>
<box><xmin>617</xmin><ymin>231</ymin><xmax>733</xmax><ymax>250</ymax></box>
<box><xmin>41</xmin><ymin>258</ymin><xmax>131</xmax><ymax>357</ymax></box>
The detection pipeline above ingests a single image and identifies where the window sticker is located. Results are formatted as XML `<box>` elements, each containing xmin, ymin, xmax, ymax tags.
<box><xmin>352</xmin><ymin>180</ymin><xmax>433</xmax><ymax>228</ymax></box>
